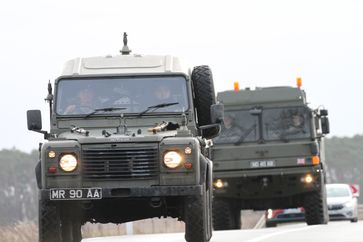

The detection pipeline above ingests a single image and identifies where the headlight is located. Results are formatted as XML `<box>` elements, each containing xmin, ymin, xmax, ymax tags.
<box><xmin>163</xmin><ymin>151</ymin><xmax>183</xmax><ymax>169</ymax></box>
<box><xmin>59</xmin><ymin>154</ymin><xmax>78</xmax><ymax>172</ymax></box>
<box><xmin>344</xmin><ymin>201</ymin><xmax>354</xmax><ymax>208</ymax></box>
<box><xmin>267</xmin><ymin>209</ymin><xmax>273</xmax><ymax>219</ymax></box>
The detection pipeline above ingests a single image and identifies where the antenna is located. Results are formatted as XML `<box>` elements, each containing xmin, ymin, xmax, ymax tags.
<box><xmin>44</xmin><ymin>81</ymin><xmax>54</xmax><ymax>117</ymax></box>
<box><xmin>120</xmin><ymin>32</ymin><xmax>132</xmax><ymax>55</ymax></box>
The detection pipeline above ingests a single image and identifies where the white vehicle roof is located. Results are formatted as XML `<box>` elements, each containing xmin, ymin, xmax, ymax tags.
<box><xmin>61</xmin><ymin>54</ymin><xmax>187</xmax><ymax>76</ymax></box>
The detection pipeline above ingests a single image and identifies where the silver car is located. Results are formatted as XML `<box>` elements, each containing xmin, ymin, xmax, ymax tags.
<box><xmin>326</xmin><ymin>183</ymin><xmax>358</xmax><ymax>222</ymax></box>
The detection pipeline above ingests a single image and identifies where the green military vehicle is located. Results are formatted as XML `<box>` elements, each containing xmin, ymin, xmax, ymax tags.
<box><xmin>211</xmin><ymin>82</ymin><xmax>330</xmax><ymax>229</ymax></box>
<box><xmin>27</xmin><ymin>34</ymin><xmax>223</xmax><ymax>242</ymax></box>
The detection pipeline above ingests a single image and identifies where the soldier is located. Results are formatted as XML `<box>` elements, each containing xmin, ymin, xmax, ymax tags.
<box><xmin>214</xmin><ymin>113</ymin><xmax>243</xmax><ymax>143</ymax></box>
<box><xmin>64</xmin><ymin>88</ymin><xmax>97</xmax><ymax>114</ymax></box>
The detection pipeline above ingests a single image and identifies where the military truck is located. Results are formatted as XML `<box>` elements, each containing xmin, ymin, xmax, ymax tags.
<box><xmin>27</xmin><ymin>34</ymin><xmax>223</xmax><ymax>242</ymax></box>
<box><xmin>211</xmin><ymin>82</ymin><xmax>330</xmax><ymax>230</ymax></box>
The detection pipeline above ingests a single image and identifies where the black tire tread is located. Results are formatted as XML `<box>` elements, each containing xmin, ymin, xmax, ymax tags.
<box><xmin>304</xmin><ymin>189</ymin><xmax>328</xmax><ymax>225</ymax></box>
<box><xmin>39</xmin><ymin>200</ymin><xmax>61</xmax><ymax>242</ymax></box>
<box><xmin>191</xmin><ymin>66</ymin><xmax>219</xmax><ymax>139</ymax></box>
<box><xmin>184</xmin><ymin>191</ymin><xmax>209</xmax><ymax>242</ymax></box>
<box><xmin>213</xmin><ymin>199</ymin><xmax>240</xmax><ymax>230</ymax></box>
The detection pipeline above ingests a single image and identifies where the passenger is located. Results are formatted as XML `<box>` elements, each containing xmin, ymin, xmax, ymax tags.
<box><xmin>153</xmin><ymin>84</ymin><xmax>173</xmax><ymax>103</ymax></box>
<box><xmin>148</xmin><ymin>84</ymin><xmax>183</xmax><ymax>112</ymax></box>
<box><xmin>286</xmin><ymin>113</ymin><xmax>305</xmax><ymax>133</ymax></box>
<box><xmin>279</xmin><ymin>112</ymin><xmax>305</xmax><ymax>140</ymax></box>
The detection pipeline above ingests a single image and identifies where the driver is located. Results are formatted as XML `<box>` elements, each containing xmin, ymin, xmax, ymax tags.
<box><xmin>64</xmin><ymin>88</ymin><xmax>97</xmax><ymax>114</ymax></box>
<box><xmin>214</xmin><ymin>114</ymin><xmax>243</xmax><ymax>143</ymax></box>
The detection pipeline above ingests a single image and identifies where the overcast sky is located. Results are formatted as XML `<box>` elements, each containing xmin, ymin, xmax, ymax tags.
<box><xmin>0</xmin><ymin>0</ymin><xmax>362</xmax><ymax>152</ymax></box>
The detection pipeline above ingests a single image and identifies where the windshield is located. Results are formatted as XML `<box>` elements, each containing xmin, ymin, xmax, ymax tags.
<box><xmin>326</xmin><ymin>186</ymin><xmax>351</xmax><ymax>197</ymax></box>
<box><xmin>263</xmin><ymin>107</ymin><xmax>311</xmax><ymax>141</ymax></box>
<box><xmin>55</xmin><ymin>76</ymin><xmax>189</xmax><ymax>115</ymax></box>
<box><xmin>213</xmin><ymin>110</ymin><xmax>259</xmax><ymax>144</ymax></box>
<box><xmin>214</xmin><ymin>107</ymin><xmax>311</xmax><ymax>144</ymax></box>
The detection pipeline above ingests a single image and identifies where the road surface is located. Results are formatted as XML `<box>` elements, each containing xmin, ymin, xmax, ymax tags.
<box><xmin>83</xmin><ymin>221</ymin><xmax>362</xmax><ymax>242</ymax></box>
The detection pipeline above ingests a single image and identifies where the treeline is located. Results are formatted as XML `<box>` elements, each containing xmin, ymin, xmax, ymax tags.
<box><xmin>325</xmin><ymin>135</ymin><xmax>363</xmax><ymax>197</ymax></box>
<box><xmin>0</xmin><ymin>148</ymin><xmax>38</xmax><ymax>225</ymax></box>
<box><xmin>0</xmin><ymin>135</ymin><xmax>362</xmax><ymax>225</ymax></box>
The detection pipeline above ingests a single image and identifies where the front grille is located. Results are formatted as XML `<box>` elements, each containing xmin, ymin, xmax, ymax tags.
<box><xmin>81</xmin><ymin>144</ymin><xmax>159</xmax><ymax>180</ymax></box>
<box><xmin>277</xmin><ymin>213</ymin><xmax>304</xmax><ymax>219</ymax></box>
<box><xmin>328</xmin><ymin>204</ymin><xmax>344</xmax><ymax>210</ymax></box>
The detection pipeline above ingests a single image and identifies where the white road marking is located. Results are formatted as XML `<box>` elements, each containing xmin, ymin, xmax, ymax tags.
<box><xmin>244</xmin><ymin>225</ymin><xmax>318</xmax><ymax>242</ymax></box>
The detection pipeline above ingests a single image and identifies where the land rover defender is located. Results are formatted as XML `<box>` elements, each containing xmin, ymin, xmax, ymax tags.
<box><xmin>27</xmin><ymin>34</ymin><xmax>222</xmax><ymax>242</ymax></box>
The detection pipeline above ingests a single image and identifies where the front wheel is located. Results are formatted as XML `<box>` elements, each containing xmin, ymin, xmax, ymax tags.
<box><xmin>38</xmin><ymin>200</ymin><xmax>82</xmax><ymax>242</ymax></box>
<box><xmin>184</xmin><ymin>185</ymin><xmax>212</xmax><ymax>242</ymax></box>
<box><xmin>39</xmin><ymin>200</ymin><xmax>61</xmax><ymax>242</ymax></box>
<box><xmin>213</xmin><ymin>199</ymin><xmax>241</xmax><ymax>230</ymax></box>
<box><xmin>350</xmin><ymin>217</ymin><xmax>358</xmax><ymax>223</ymax></box>
<box><xmin>304</xmin><ymin>180</ymin><xmax>329</xmax><ymax>225</ymax></box>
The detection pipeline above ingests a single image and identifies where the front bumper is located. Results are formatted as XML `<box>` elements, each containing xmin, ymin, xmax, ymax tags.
<box><xmin>213</xmin><ymin>166</ymin><xmax>323</xmax><ymax>199</ymax></box>
<box><xmin>39</xmin><ymin>185</ymin><xmax>203</xmax><ymax>201</ymax></box>
<box><xmin>328</xmin><ymin>205</ymin><xmax>357</xmax><ymax>220</ymax></box>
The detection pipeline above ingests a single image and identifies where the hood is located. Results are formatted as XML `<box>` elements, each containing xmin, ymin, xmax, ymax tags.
<box><xmin>58</xmin><ymin>128</ymin><xmax>178</xmax><ymax>144</ymax></box>
<box><xmin>327</xmin><ymin>196</ymin><xmax>352</xmax><ymax>205</ymax></box>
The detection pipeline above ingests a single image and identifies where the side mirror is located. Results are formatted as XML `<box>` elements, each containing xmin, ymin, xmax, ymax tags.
<box><xmin>210</xmin><ymin>103</ymin><xmax>224</xmax><ymax>124</ymax></box>
<box><xmin>27</xmin><ymin>110</ymin><xmax>42</xmax><ymax>131</ymax></box>
<box><xmin>320</xmin><ymin>109</ymin><xmax>328</xmax><ymax>116</ymax></box>
<box><xmin>321</xmin><ymin>116</ymin><xmax>330</xmax><ymax>134</ymax></box>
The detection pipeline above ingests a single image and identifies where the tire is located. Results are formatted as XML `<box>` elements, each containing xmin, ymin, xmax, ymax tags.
<box><xmin>184</xmin><ymin>183</ymin><xmax>211</xmax><ymax>242</ymax></box>
<box><xmin>304</xmin><ymin>178</ymin><xmax>329</xmax><ymax>225</ymax></box>
<box><xmin>265</xmin><ymin>221</ymin><xmax>277</xmax><ymax>228</ymax></box>
<box><xmin>39</xmin><ymin>200</ymin><xmax>61</xmax><ymax>242</ymax></box>
<box><xmin>213</xmin><ymin>199</ymin><xmax>241</xmax><ymax>230</ymax></box>
<box><xmin>350</xmin><ymin>217</ymin><xmax>358</xmax><ymax>223</ymax></box>
<box><xmin>191</xmin><ymin>65</ymin><xmax>219</xmax><ymax>139</ymax></box>
<box><xmin>35</xmin><ymin>162</ymin><xmax>41</xmax><ymax>189</ymax></box>
<box><xmin>38</xmin><ymin>200</ymin><xmax>82</xmax><ymax>242</ymax></box>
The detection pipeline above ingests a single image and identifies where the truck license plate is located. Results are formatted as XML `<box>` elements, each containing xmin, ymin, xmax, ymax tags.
<box><xmin>250</xmin><ymin>160</ymin><xmax>276</xmax><ymax>168</ymax></box>
<box><xmin>50</xmin><ymin>188</ymin><xmax>102</xmax><ymax>200</ymax></box>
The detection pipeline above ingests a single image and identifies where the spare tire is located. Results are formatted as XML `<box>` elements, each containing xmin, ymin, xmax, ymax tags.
<box><xmin>191</xmin><ymin>65</ymin><xmax>219</xmax><ymax>139</ymax></box>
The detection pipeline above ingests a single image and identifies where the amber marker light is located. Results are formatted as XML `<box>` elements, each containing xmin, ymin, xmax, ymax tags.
<box><xmin>184</xmin><ymin>147</ymin><xmax>192</xmax><ymax>155</ymax></box>
<box><xmin>296</xmin><ymin>77</ymin><xmax>302</xmax><ymax>89</ymax></box>
<box><xmin>234</xmin><ymin>81</ymin><xmax>239</xmax><ymax>92</ymax></box>
<box><xmin>48</xmin><ymin>151</ymin><xmax>56</xmax><ymax>158</ymax></box>
<box><xmin>312</xmin><ymin>156</ymin><xmax>320</xmax><ymax>165</ymax></box>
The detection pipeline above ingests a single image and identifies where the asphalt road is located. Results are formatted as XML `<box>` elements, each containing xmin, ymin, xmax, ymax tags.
<box><xmin>83</xmin><ymin>221</ymin><xmax>362</xmax><ymax>242</ymax></box>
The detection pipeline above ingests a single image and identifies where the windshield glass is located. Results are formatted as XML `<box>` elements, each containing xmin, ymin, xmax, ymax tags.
<box><xmin>326</xmin><ymin>186</ymin><xmax>351</xmax><ymax>197</ymax></box>
<box><xmin>213</xmin><ymin>110</ymin><xmax>259</xmax><ymax>144</ymax></box>
<box><xmin>55</xmin><ymin>76</ymin><xmax>189</xmax><ymax>115</ymax></box>
<box><xmin>263</xmin><ymin>107</ymin><xmax>311</xmax><ymax>141</ymax></box>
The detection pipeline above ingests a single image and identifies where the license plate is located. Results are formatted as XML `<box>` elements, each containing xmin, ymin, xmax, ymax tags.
<box><xmin>283</xmin><ymin>208</ymin><xmax>302</xmax><ymax>214</ymax></box>
<box><xmin>50</xmin><ymin>188</ymin><xmax>102</xmax><ymax>200</ymax></box>
<box><xmin>250</xmin><ymin>160</ymin><xmax>276</xmax><ymax>168</ymax></box>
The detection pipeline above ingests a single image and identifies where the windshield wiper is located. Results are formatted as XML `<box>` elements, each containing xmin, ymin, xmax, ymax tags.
<box><xmin>234</xmin><ymin>124</ymin><xmax>257</xmax><ymax>145</ymax></box>
<box><xmin>84</xmin><ymin>107</ymin><xmax>126</xmax><ymax>119</ymax></box>
<box><xmin>137</xmin><ymin>102</ymin><xmax>179</xmax><ymax>116</ymax></box>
